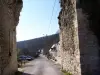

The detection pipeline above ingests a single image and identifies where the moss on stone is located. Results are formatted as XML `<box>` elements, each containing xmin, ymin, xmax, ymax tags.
<box><xmin>61</xmin><ymin>69</ymin><xmax>72</xmax><ymax>75</ymax></box>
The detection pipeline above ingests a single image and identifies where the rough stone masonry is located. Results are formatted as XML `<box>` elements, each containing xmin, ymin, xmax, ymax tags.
<box><xmin>0</xmin><ymin>0</ymin><xmax>100</xmax><ymax>75</ymax></box>
<box><xmin>0</xmin><ymin>0</ymin><xmax>22</xmax><ymax>75</ymax></box>
<box><xmin>58</xmin><ymin>0</ymin><xmax>81</xmax><ymax>75</ymax></box>
<box><xmin>58</xmin><ymin>0</ymin><xmax>100</xmax><ymax>75</ymax></box>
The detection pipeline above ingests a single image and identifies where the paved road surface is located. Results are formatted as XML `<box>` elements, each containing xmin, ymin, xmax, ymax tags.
<box><xmin>22</xmin><ymin>55</ymin><xmax>63</xmax><ymax>75</ymax></box>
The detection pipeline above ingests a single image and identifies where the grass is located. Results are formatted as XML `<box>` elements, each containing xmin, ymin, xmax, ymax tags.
<box><xmin>61</xmin><ymin>69</ymin><xmax>72</xmax><ymax>75</ymax></box>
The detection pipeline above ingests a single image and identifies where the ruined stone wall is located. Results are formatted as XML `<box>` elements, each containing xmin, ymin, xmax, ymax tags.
<box><xmin>77</xmin><ymin>8</ymin><xmax>100</xmax><ymax>75</ymax></box>
<box><xmin>0</xmin><ymin>0</ymin><xmax>22</xmax><ymax>75</ymax></box>
<box><xmin>77</xmin><ymin>0</ymin><xmax>100</xmax><ymax>74</ymax></box>
<box><xmin>58</xmin><ymin>0</ymin><xmax>81</xmax><ymax>75</ymax></box>
<box><xmin>59</xmin><ymin>0</ymin><xmax>100</xmax><ymax>75</ymax></box>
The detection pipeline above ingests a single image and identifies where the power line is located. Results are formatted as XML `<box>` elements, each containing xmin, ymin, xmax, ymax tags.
<box><xmin>48</xmin><ymin>0</ymin><xmax>57</xmax><ymax>34</ymax></box>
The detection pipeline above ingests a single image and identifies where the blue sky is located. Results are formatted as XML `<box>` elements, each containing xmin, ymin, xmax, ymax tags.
<box><xmin>16</xmin><ymin>0</ymin><xmax>60</xmax><ymax>41</ymax></box>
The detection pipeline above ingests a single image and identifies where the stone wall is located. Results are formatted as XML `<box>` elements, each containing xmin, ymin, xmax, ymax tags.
<box><xmin>77</xmin><ymin>8</ymin><xmax>100</xmax><ymax>75</ymax></box>
<box><xmin>0</xmin><ymin>0</ymin><xmax>100</xmax><ymax>75</ymax></box>
<box><xmin>77</xmin><ymin>0</ymin><xmax>100</xmax><ymax>74</ymax></box>
<box><xmin>59</xmin><ymin>0</ymin><xmax>100</xmax><ymax>75</ymax></box>
<box><xmin>0</xmin><ymin>0</ymin><xmax>22</xmax><ymax>75</ymax></box>
<box><xmin>58</xmin><ymin>0</ymin><xmax>81</xmax><ymax>75</ymax></box>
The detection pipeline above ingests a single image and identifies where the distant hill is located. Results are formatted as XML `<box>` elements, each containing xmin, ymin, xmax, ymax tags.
<box><xmin>17</xmin><ymin>33</ymin><xmax>59</xmax><ymax>56</ymax></box>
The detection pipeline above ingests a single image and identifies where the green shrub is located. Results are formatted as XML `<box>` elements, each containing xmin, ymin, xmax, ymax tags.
<box><xmin>61</xmin><ymin>69</ymin><xmax>72</xmax><ymax>75</ymax></box>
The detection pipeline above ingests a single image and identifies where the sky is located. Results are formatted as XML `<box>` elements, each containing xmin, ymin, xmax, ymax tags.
<box><xmin>16</xmin><ymin>0</ymin><xmax>60</xmax><ymax>41</ymax></box>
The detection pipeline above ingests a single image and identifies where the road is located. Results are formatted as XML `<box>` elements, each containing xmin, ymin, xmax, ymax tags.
<box><xmin>22</xmin><ymin>55</ymin><xmax>63</xmax><ymax>75</ymax></box>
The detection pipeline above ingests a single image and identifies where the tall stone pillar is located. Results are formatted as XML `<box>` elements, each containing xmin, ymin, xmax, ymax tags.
<box><xmin>58</xmin><ymin>0</ymin><xmax>81</xmax><ymax>75</ymax></box>
<box><xmin>0</xmin><ymin>0</ymin><xmax>22</xmax><ymax>75</ymax></box>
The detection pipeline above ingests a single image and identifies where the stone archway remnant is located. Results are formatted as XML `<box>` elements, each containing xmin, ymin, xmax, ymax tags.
<box><xmin>0</xmin><ymin>0</ymin><xmax>23</xmax><ymax>75</ymax></box>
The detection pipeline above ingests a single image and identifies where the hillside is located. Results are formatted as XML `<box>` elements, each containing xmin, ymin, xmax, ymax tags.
<box><xmin>17</xmin><ymin>33</ymin><xmax>59</xmax><ymax>56</ymax></box>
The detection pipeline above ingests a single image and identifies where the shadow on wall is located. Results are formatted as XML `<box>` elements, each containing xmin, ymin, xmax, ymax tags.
<box><xmin>15</xmin><ymin>71</ymin><xmax>31</xmax><ymax>75</ymax></box>
<box><xmin>77</xmin><ymin>0</ymin><xmax>100</xmax><ymax>75</ymax></box>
